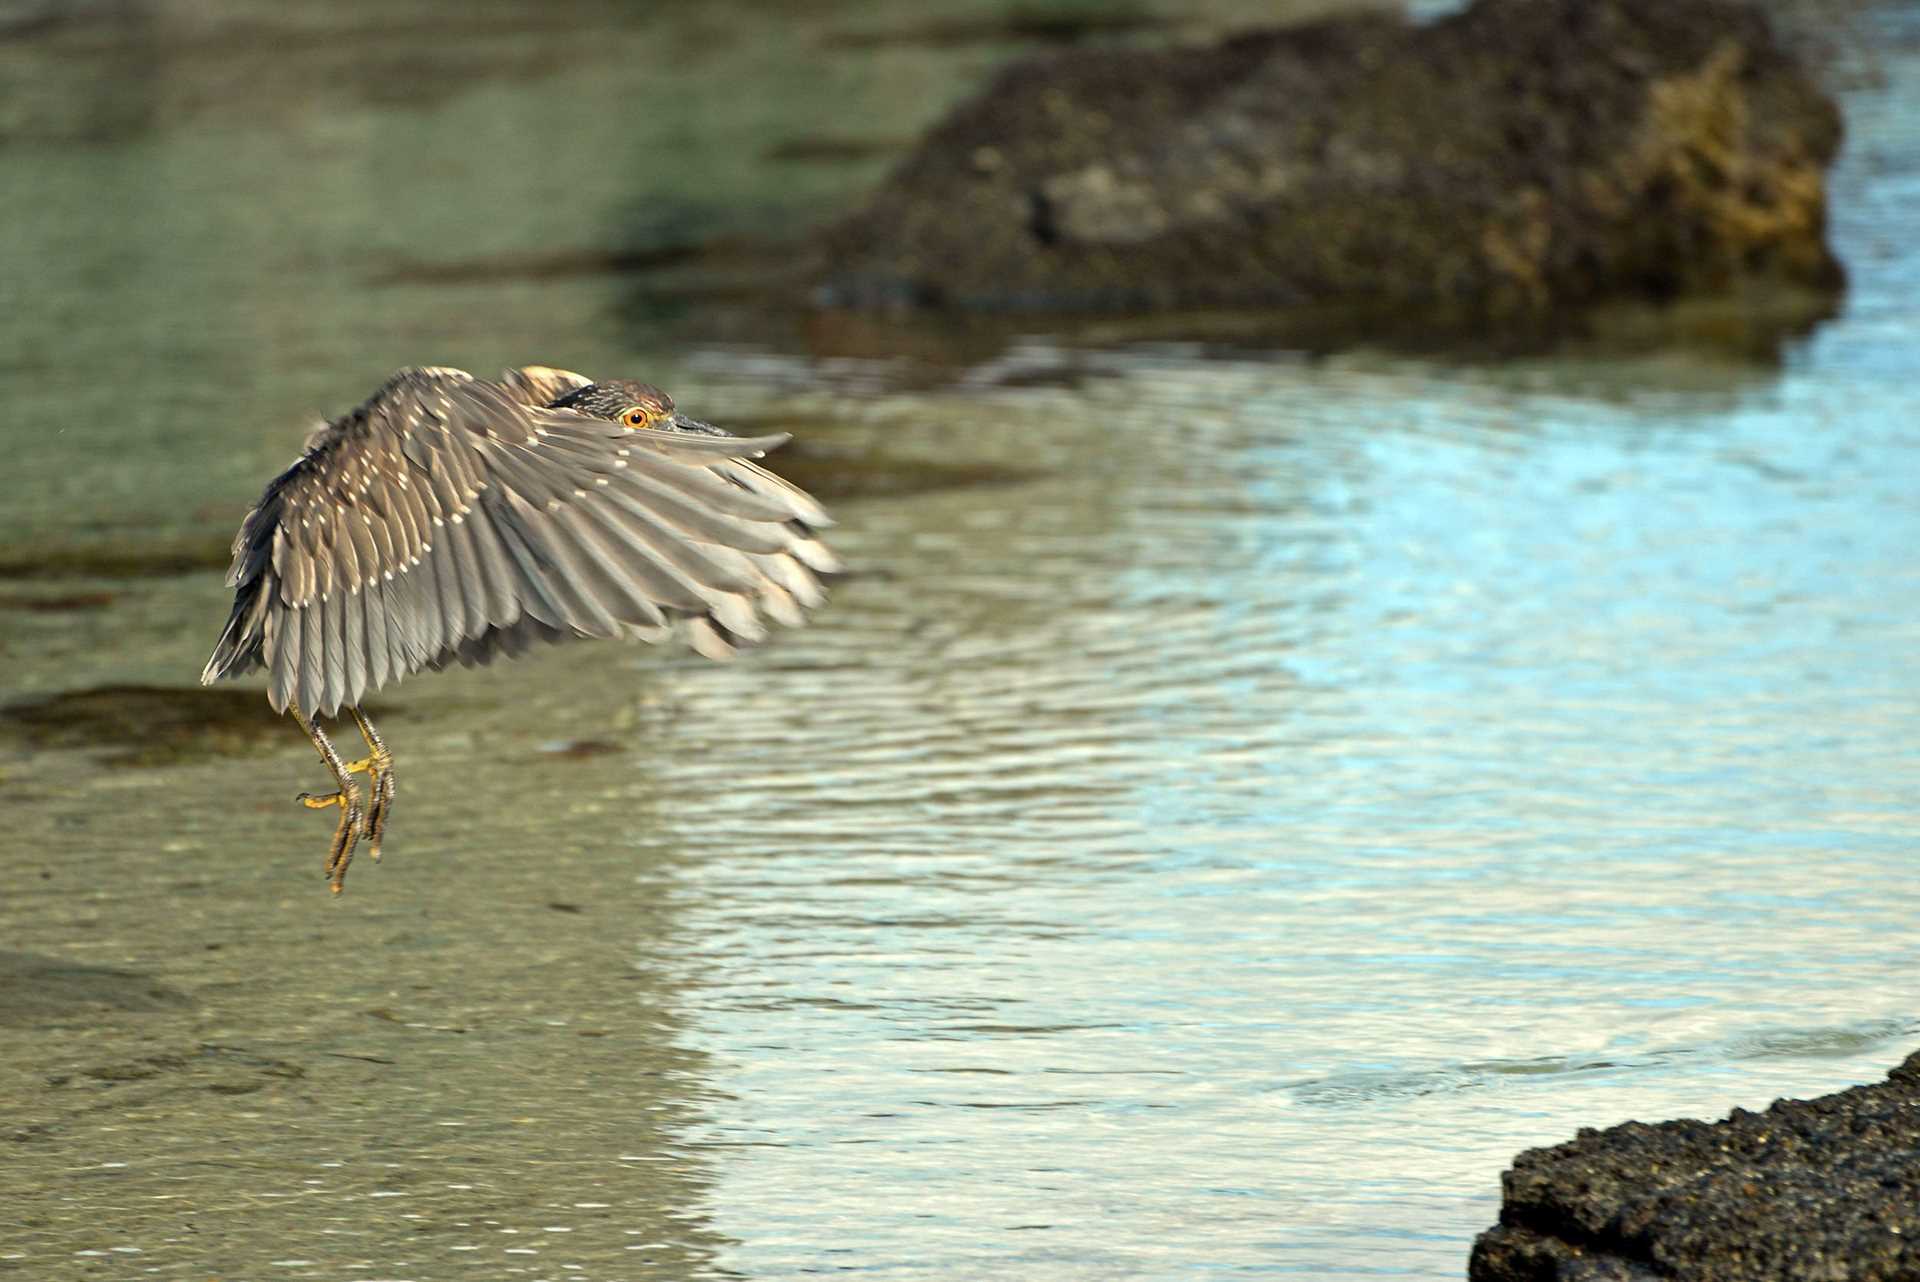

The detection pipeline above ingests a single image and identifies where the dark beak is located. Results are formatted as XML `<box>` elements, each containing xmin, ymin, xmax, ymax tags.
<box><xmin>669</xmin><ymin>413</ymin><xmax>732</xmax><ymax>438</ymax></box>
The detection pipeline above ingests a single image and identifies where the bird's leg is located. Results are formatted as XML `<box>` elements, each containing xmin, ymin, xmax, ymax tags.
<box><xmin>346</xmin><ymin>707</ymin><xmax>395</xmax><ymax>863</ymax></box>
<box><xmin>290</xmin><ymin>707</ymin><xmax>364</xmax><ymax>894</ymax></box>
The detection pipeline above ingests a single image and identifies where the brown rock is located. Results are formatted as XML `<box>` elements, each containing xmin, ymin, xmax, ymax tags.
<box><xmin>811</xmin><ymin>0</ymin><xmax>1844</xmax><ymax>334</ymax></box>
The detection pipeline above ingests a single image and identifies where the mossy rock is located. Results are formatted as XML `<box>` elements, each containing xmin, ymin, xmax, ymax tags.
<box><xmin>810</xmin><ymin>0</ymin><xmax>1844</xmax><ymax>336</ymax></box>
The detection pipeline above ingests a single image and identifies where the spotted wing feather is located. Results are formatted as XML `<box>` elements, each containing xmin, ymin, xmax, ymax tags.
<box><xmin>202</xmin><ymin>366</ymin><xmax>834</xmax><ymax>716</ymax></box>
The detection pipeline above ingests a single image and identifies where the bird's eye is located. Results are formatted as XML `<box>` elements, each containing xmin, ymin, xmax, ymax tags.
<box><xmin>622</xmin><ymin>408</ymin><xmax>652</xmax><ymax>428</ymax></box>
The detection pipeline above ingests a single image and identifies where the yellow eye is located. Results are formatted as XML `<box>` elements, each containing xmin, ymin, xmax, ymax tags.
<box><xmin>622</xmin><ymin>408</ymin><xmax>653</xmax><ymax>428</ymax></box>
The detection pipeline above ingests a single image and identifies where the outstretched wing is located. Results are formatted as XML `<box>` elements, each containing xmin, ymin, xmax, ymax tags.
<box><xmin>202</xmin><ymin>366</ymin><xmax>837</xmax><ymax>717</ymax></box>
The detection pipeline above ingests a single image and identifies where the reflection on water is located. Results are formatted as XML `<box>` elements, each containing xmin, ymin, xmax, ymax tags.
<box><xmin>3</xmin><ymin>3</ymin><xmax>1920</xmax><ymax>1279</ymax></box>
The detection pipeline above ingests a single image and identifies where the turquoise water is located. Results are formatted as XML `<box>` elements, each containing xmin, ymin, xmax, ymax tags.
<box><xmin>2</xmin><ymin>3</ymin><xmax>1917</xmax><ymax>1278</ymax></box>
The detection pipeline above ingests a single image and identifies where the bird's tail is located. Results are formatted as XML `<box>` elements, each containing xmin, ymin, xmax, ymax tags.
<box><xmin>200</xmin><ymin>586</ymin><xmax>268</xmax><ymax>685</ymax></box>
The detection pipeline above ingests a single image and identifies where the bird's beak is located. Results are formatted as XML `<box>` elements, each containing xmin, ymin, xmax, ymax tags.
<box><xmin>669</xmin><ymin>413</ymin><xmax>731</xmax><ymax>438</ymax></box>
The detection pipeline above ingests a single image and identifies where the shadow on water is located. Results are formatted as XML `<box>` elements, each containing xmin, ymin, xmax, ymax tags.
<box><xmin>0</xmin><ymin>684</ymin><xmax>346</xmax><ymax>765</ymax></box>
<box><xmin>0</xmin><ymin>590</ymin><xmax>118</xmax><ymax>613</ymax></box>
<box><xmin>546</xmin><ymin>232</ymin><xmax>1844</xmax><ymax>376</ymax></box>
<box><xmin>820</xmin><ymin>7</ymin><xmax>1184</xmax><ymax>50</ymax></box>
<box><xmin>0</xmin><ymin>951</ymin><xmax>194</xmax><ymax>1027</ymax></box>
<box><xmin>737</xmin><ymin>433</ymin><xmax>1043</xmax><ymax>503</ymax></box>
<box><xmin>0</xmin><ymin>534</ymin><xmax>232</xmax><ymax>581</ymax></box>
<box><xmin>427</xmin><ymin>222</ymin><xmax>1848</xmax><ymax>374</ymax></box>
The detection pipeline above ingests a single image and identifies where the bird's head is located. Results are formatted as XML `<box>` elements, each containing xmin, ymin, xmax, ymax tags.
<box><xmin>548</xmin><ymin>379</ymin><xmax>727</xmax><ymax>436</ymax></box>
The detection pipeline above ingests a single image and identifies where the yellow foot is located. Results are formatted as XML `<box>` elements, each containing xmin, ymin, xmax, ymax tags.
<box><xmin>295</xmin><ymin>786</ymin><xmax>364</xmax><ymax>893</ymax></box>
<box><xmin>343</xmin><ymin>732</ymin><xmax>395</xmax><ymax>864</ymax></box>
<box><xmin>349</xmin><ymin>756</ymin><xmax>394</xmax><ymax>863</ymax></box>
<box><xmin>327</xmin><ymin>753</ymin><xmax>394</xmax><ymax>862</ymax></box>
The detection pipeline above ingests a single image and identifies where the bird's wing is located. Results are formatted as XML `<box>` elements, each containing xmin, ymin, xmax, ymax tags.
<box><xmin>204</xmin><ymin>366</ymin><xmax>834</xmax><ymax>718</ymax></box>
<box><xmin>497</xmin><ymin>365</ymin><xmax>593</xmax><ymax>408</ymax></box>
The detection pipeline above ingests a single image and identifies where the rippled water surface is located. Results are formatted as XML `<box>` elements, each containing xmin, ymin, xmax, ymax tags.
<box><xmin>4</xmin><ymin>3</ymin><xmax>1919</xmax><ymax>1279</ymax></box>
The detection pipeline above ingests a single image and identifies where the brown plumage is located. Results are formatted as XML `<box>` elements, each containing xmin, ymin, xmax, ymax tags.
<box><xmin>201</xmin><ymin>364</ymin><xmax>838</xmax><ymax>892</ymax></box>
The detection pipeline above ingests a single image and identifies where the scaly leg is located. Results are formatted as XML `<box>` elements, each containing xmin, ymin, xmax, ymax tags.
<box><xmin>347</xmin><ymin>707</ymin><xmax>395</xmax><ymax>863</ymax></box>
<box><xmin>290</xmin><ymin>707</ymin><xmax>364</xmax><ymax>894</ymax></box>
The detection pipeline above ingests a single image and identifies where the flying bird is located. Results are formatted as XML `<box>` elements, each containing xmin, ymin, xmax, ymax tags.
<box><xmin>201</xmin><ymin>365</ymin><xmax>837</xmax><ymax>893</ymax></box>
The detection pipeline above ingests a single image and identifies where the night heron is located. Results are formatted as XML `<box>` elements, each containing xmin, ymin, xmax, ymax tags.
<box><xmin>201</xmin><ymin>365</ymin><xmax>837</xmax><ymax>893</ymax></box>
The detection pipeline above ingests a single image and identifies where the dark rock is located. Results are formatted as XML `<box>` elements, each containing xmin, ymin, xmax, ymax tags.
<box><xmin>811</xmin><ymin>0</ymin><xmax>1844</xmax><ymax>335</ymax></box>
<box><xmin>1470</xmin><ymin>1052</ymin><xmax>1920</xmax><ymax>1282</ymax></box>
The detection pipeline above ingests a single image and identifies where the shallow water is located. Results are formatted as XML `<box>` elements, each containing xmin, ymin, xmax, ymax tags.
<box><xmin>3</xmin><ymin>2</ymin><xmax>1919</xmax><ymax>1279</ymax></box>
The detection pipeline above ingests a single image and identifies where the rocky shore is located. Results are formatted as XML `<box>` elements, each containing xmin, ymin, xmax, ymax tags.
<box><xmin>1471</xmin><ymin>1051</ymin><xmax>1920</xmax><ymax>1281</ymax></box>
